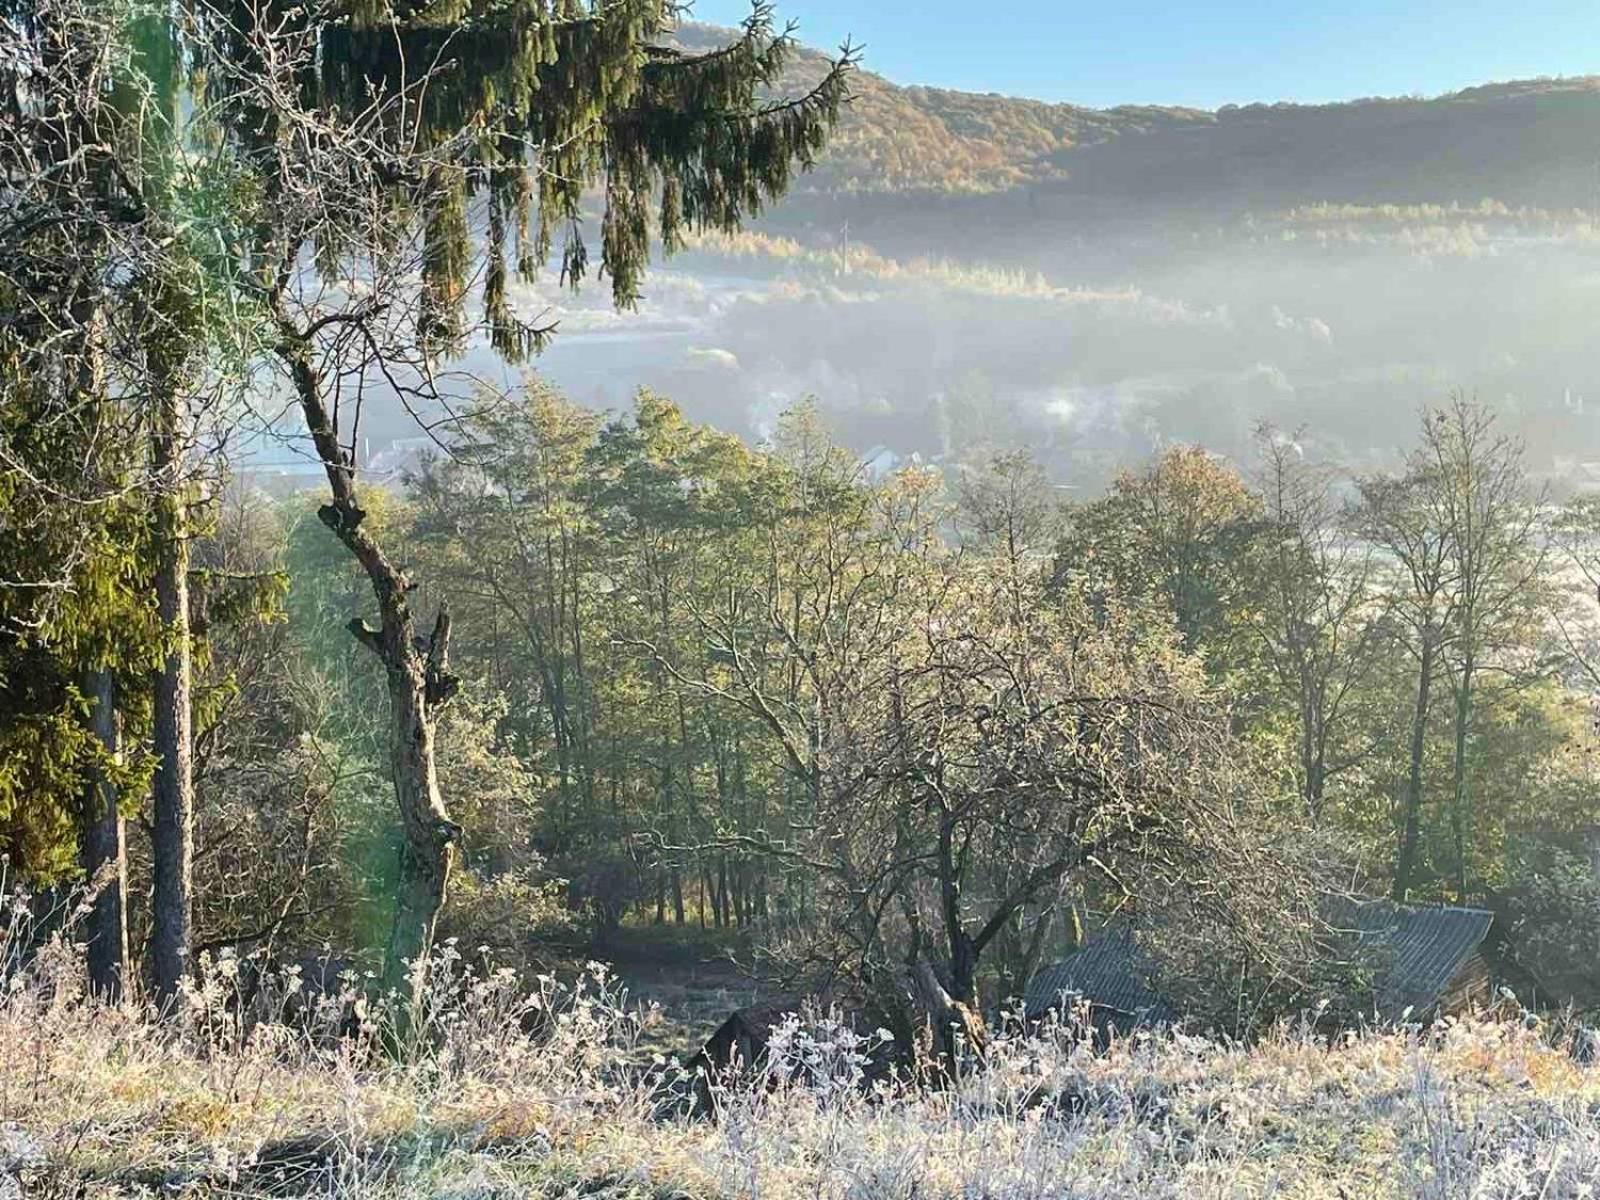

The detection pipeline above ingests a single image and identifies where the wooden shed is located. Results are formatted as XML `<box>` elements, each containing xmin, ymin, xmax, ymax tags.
<box><xmin>1023</xmin><ymin>924</ymin><xmax>1177</xmax><ymax>1034</ymax></box>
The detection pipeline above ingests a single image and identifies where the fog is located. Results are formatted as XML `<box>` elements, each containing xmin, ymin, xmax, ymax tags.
<box><xmin>463</xmin><ymin>202</ymin><xmax>1600</xmax><ymax>493</ymax></box>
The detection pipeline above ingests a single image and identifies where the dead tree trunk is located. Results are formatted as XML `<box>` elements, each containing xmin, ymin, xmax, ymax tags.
<box><xmin>277</xmin><ymin>324</ymin><xmax>461</xmax><ymax>1013</ymax></box>
<box><xmin>80</xmin><ymin>667</ymin><xmax>128</xmax><ymax>1002</ymax></box>
<box><xmin>377</xmin><ymin>606</ymin><xmax>460</xmax><ymax>1002</ymax></box>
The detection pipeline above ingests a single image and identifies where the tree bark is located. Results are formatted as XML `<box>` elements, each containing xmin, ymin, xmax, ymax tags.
<box><xmin>1450</xmin><ymin>657</ymin><xmax>1473</xmax><ymax>900</ymax></box>
<box><xmin>380</xmin><ymin>621</ymin><xmax>458</xmax><ymax>1002</ymax></box>
<box><xmin>936</xmin><ymin>810</ymin><xmax>980</xmax><ymax>1006</ymax></box>
<box><xmin>901</xmin><ymin>959</ymin><xmax>987</xmax><ymax>1082</ymax></box>
<box><xmin>993</xmin><ymin>907</ymin><xmax>1052</xmax><ymax>1017</ymax></box>
<box><xmin>277</xmin><ymin>325</ymin><xmax>461</xmax><ymax>1013</ymax></box>
<box><xmin>1393</xmin><ymin>637</ymin><xmax>1433</xmax><ymax>903</ymax></box>
<box><xmin>1300</xmin><ymin>687</ymin><xmax>1328</xmax><ymax>823</ymax></box>
<box><xmin>150</xmin><ymin>379</ymin><xmax>193</xmax><ymax>1009</ymax></box>
<box><xmin>79</xmin><ymin>667</ymin><xmax>128</xmax><ymax>1003</ymax></box>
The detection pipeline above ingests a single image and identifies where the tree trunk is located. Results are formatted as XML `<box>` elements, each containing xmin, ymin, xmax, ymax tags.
<box><xmin>899</xmin><ymin>960</ymin><xmax>988</xmax><ymax>1083</ymax></box>
<box><xmin>947</xmin><ymin>928</ymin><xmax>978</xmax><ymax>1009</ymax></box>
<box><xmin>716</xmin><ymin>857</ymin><xmax>729</xmax><ymax>929</ymax></box>
<box><xmin>1301</xmin><ymin>690</ymin><xmax>1327</xmax><ymax>824</ymax></box>
<box><xmin>150</xmin><ymin>380</ymin><xmax>193</xmax><ymax>1009</ymax></box>
<box><xmin>937</xmin><ymin>810</ymin><xmax>980</xmax><ymax>1007</ymax></box>
<box><xmin>1394</xmin><ymin>637</ymin><xmax>1434</xmax><ymax>902</ymax></box>
<box><xmin>1306</xmin><ymin>753</ymin><xmax>1326</xmax><ymax>821</ymax></box>
<box><xmin>729</xmin><ymin>869</ymin><xmax>740</xmax><ymax>926</ymax></box>
<box><xmin>1450</xmin><ymin>659</ymin><xmax>1473</xmax><ymax>900</ymax></box>
<box><xmin>79</xmin><ymin>667</ymin><xmax>128</xmax><ymax>1003</ymax></box>
<box><xmin>278</xmin><ymin>326</ymin><xmax>461</xmax><ymax>1014</ymax></box>
<box><xmin>993</xmin><ymin>907</ymin><xmax>1052</xmax><ymax>1018</ymax></box>
<box><xmin>380</xmin><ymin>638</ymin><xmax>457</xmax><ymax>1002</ymax></box>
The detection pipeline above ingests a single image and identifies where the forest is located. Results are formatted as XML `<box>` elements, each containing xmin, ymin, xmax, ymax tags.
<box><xmin>3</xmin><ymin>0</ymin><xmax>1600</xmax><ymax>1195</ymax></box>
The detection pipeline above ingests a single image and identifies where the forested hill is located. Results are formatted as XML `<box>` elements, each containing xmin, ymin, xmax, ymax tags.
<box><xmin>676</xmin><ymin>22</ymin><xmax>1600</xmax><ymax>227</ymax></box>
<box><xmin>671</xmin><ymin>21</ymin><xmax>1211</xmax><ymax>195</ymax></box>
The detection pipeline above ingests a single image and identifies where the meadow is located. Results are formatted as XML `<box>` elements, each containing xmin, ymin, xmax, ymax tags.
<box><xmin>2</xmin><ymin>929</ymin><xmax>1597</xmax><ymax>1200</ymax></box>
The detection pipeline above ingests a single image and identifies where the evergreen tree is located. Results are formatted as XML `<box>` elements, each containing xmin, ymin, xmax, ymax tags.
<box><xmin>1</xmin><ymin>0</ymin><xmax>162</xmax><ymax>998</ymax></box>
<box><xmin>4</xmin><ymin>0</ymin><xmax>279</xmax><ymax>1001</ymax></box>
<box><xmin>0</xmin><ymin>306</ymin><xmax>161</xmax><ymax>998</ymax></box>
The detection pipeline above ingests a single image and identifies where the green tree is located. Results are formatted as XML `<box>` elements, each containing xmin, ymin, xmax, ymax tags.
<box><xmin>588</xmin><ymin>391</ymin><xmax>765</xmax><ymax>923</ymax></box>
<box><xmin>3</xmin><ymin>0</ymin><xmax>265</xmax><ymax>1001</ymax></box>
<box><xmin>1052</xmin><ymin>444</ymin><xmax>1265</xmax><ymax>673</ymax></box>
<box><xmin>411</xmin><ymin>383</ymin><xmax>605</xmax><ymax>837</ymax></box>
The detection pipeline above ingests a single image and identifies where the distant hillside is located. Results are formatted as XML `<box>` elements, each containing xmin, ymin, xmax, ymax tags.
<box><xmin>670</xmin><ymin>22</ymin><xmax>1211</xmax><ymax>194</ymax></box>
<box><xmin>1033</xmin><ymin>76</ymin><xmax>1600</xmax><ymax>217</ymax></box>
<box><xmin>673</xmin><ymin>23</ymin><xmax>1600</xmax><ymax>229</ymax></box>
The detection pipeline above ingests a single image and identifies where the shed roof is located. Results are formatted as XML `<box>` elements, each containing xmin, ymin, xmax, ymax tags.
<box><xmin>1024</xmin><ymin>901</ymin><xmax>1495</xmax><ymax>1025</ymax></box>
<box><xmin>1023</xmin><ymin>924</ymin><xmax>1178</xmax><ymax>1024</ymax></box>
<box><xmin>1332</xmin><ymin>899</ymin><xmax>1494</xmax><ymax>1020</ymax></box>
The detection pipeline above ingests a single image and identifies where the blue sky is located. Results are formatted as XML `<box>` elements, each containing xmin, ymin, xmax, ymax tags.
<box><xmin>690</xmin><ymin>0</ymin><xmax>1600</xmax><ymax>109</ymax></box>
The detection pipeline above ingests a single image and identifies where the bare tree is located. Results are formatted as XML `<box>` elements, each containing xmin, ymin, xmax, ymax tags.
<box><xmin>1248</xmin><ymin>426</ymin><xmax>1379</xmax><ymax>823</ymax></box>
<box><xmin>1419</xmin><ymin>398</ymin><xmax>1549</xmax><ymax>898</ymax></box>
<box><xmin>1353</xmin><ymin>460</ymin><xmax>1456</xmax><ymax>902</ymax></box>
<box><xmin>1355</xmin><ymin>398</ymin><xmax>1548</xmax><ymax>901</ymax></box>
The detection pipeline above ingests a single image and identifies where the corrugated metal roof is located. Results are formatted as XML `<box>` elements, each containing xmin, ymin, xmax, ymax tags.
<box><xmin>1023</xmin><ymin>925</ymin><xmax>1178</xmax><ymax>1024</ymax></box>
<box><xmin>1024</xmin><ymin>902</ymin><xmax>1494</xmax><ymax>1025</ymax></box>
<box><xmin>1331</xmin><ymin>899</ymin><xmax>1495</xmax><ymax>1019</ymax></box>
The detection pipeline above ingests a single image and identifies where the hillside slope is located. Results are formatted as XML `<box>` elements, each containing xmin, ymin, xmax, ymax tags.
<box><xmin>670</xmin><ymin>22</ymin><xmax>1211</xmax><ymax>194</ymax></box>
<box><xmin>675</xmin><ymin>22</ymin><xmax>1600</xmax><ymax>225</ymax></box>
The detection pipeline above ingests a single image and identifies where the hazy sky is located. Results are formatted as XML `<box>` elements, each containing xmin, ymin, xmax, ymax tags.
<box><xmin>691</xmin><ymin>0</ymin><xmax>1600</xmax><ymax>109</ymax></box>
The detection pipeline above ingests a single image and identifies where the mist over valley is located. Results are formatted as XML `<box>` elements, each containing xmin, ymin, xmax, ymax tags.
<box><xmin>422</xmin><ymin>35</ymin><xmax>1600</xmax><ymax>493</ymax></box>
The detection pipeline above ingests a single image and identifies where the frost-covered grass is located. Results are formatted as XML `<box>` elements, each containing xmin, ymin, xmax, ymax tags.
<box><xmin>1</xmin><ymin>933</ymin><xmax>1598</xmax><ymax>1198</ymax></box>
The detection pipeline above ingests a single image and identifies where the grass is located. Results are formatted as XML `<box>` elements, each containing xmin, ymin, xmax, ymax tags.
<box><xmin>2</xmin><ymin>927</ymin><xmax>1599</xmax><ymax>1198</ymax></box>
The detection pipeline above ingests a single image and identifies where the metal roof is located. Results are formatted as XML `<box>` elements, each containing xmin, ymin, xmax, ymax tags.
<box><xmin>1023</xmin><ymin>924</ymin><xmax>1178</xmax><ymax>1024</ymax></box>
<box><xmin>1332</xmin><ymin>899</ymin><xmax>1495</xmax><ymax>1020</ymax></box>
<box><xmin>1025</xmin><ymin>901</ymin><xmax>1494</xmax><ymax>1025</ymax></box>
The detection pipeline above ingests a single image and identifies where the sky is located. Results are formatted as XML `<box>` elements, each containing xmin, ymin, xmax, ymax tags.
<box><xmin>690</xmin><ymin>0</ymin><xmax>1600</xmax><ymax>109</ymax></box>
